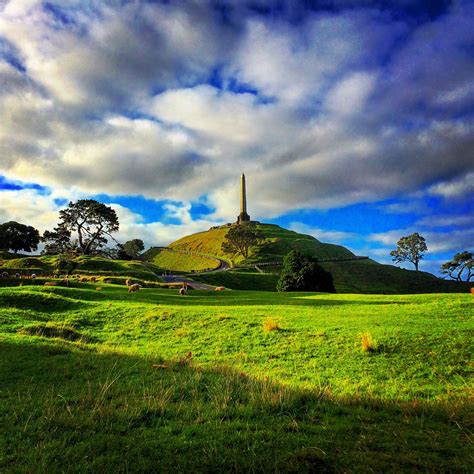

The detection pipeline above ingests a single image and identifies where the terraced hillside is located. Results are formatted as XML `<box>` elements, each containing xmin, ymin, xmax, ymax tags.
<box><xmin>143</xmin><ymin>247</ymin><xmax>221</xmax><ymax>273</ymax></box>
<box><xmin>170</xmin><ymin>223</ymin><xmax>471</xmax><ymax>294</ymax></box>
<box><xmin>0</xmin><ymin>254</ymin><xmax>163</xmax><ymax>280</ymax></box>
<box><xmin>170</xmin><ymin>223</ymin><xmax>355</xmax><ymax>264</ymax></box>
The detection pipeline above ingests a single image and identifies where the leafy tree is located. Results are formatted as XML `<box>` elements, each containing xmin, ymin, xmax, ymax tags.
<box><xmin>42</xmin><ymin>226</ymin><xmax>73</xmax><ymax>255</ymax></box>
<box><xmin>440</xmin><ymin>251</ymin><xmax>473</xmax><ymax>281</ymax></box>
<box><xmin>0</xmin><ymin>221</ymin><xmax>40</xmax><ymax>253</ymax></box>
<box><xmin>221</xmin><ymin>223</ymin><xmax>264</xmax><ymax>259</ymax></box>
<box><xmin>277</xmin><ymin>250</ymin><xmax>335</xmax><ymax>292</ymax></box>
<box><xmin>122</xmin><ymin>239</ymin><xmax>145</xmax><ymax>259</ymax></box>
<box><xmin>390</xmin><ymin>232</ymin><xmax>427</xmax><ymax>272</ymax></box>
<box><xmin>42</xmin><ymin>200</ymin><xmax>119</xmax><ymax>255</ymax></box>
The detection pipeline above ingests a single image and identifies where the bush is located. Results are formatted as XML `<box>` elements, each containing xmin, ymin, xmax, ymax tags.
<box><xmin>277</xmin><ymin>251</ymin><xmax>335</xmax><ymax>292</ymax></box>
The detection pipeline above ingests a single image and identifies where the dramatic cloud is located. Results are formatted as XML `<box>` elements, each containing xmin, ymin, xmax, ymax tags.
<box><xmin>0</xmin><ymin>0</ymin><xmax>472</xmax><ymax>270</ymax></box>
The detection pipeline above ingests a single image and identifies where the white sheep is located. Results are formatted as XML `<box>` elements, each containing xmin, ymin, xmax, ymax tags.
<box><xmin>128</xmin><ymin>283</ymin><xmax>142</xmax><ymax>293</ymax></box>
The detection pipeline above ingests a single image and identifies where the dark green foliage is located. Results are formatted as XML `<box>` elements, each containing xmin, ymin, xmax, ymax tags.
<box><xmin>122</xmin><ymin>239</ymin><xmax>145</xmax><ymax>259</ymax></box>
<box><xmin>390</xmin><ymin>232</ymin><xmax>427</xmax><ymax>271</ymax></box>
<box><xmin>221</xmin><ymin>223</ymin><xmax>264</xmax><ymax>259</ymax></box>
<box><xmin>0</xmin><ymin>221</ymin><xmax>40</xmax><ymax>253</ymax></box>
<box><xmin>43</xmin><ymin>199</ymin><xmax>119</xmax><ymax>255</ymax></box>
<box><xmin>42</xmin><ymin>226</ymin><xmax>73</xmax><ymax>255</ymax></box>
<box><xmin>277</xmin><ymin>250</ymin><xmax>335</xmax><ymax>292</ymax></box>
<box><xmin>441</xmin><ymin>251</ymin><xmax>473</xmax><ymax>281</ymax></box>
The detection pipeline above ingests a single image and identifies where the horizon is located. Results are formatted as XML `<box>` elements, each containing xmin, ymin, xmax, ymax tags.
<box><xmin>0</xmin><ymin>0</ymin><xmax>473</xmax><ymax>276</ymax></box>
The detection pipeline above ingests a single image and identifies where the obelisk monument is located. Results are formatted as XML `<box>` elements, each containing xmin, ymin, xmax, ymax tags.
<box><xmin>237</xmin><ymin>173</ymin><xmax>251</xmax><ymax>224</ymax></box>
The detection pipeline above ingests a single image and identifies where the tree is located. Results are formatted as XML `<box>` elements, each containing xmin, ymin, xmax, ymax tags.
<box><xmin>277</xmin><ymin>250</ymin><xmax>335</xmax><ymax>292</ymax></box>
<box><xmin>42</xmin><ymin>226</ymin><xmax>73</xmax><ymax>255</ymax></box>
<box><xmin>0</xmin><ymin>221</ymin><xmax>40</xmax><ymax>253</ymax></box>
<box><xmin>440</xmin><ymin>251</ymin><xmax>473</xmax><ymax>281</ymax></box>
<box><xmin>42</xmin><ymin>199</ymin><xmax>119</xmax><ymax>255</ymax></box>
<box><xmin>122</xmin><ymin>239</ymin><xmax>145</xmax><ymax>259</ymax></box>
<box><xmin>221</xmin><ymin>223</ymin><xmax>264</xmax><ymax>259</ymax></box>
<box><xmin>390</xmin><ymin>232</ymin><xmax>427</xmax><ymax>271</ymax></box>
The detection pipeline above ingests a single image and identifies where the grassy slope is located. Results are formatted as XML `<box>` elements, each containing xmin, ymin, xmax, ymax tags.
<box><xmin>0</xmin><ymin>254</ymin><xmax>163</xmax><ymax>280</ymax></box>
<box><xmin>143</xmin><ymin>247</ymin><xmax>220</xmax><ymax>272</ymax></box>
<box><xmin>1</xmin><ymin>285</ymin><xmax>472</xmax><ymax>472</ymax></box>
<box><xmin>169</xmin><ymin>223</ymin><xmax>354</xmax><ymax>265</ymax></box>
<box><xmin>171</xmin><ymin>224</ymin><xmax>471</xmax><ymax>294</ymax></box>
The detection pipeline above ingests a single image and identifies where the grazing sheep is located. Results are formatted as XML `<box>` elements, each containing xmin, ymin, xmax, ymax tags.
<box><xmin>215</xmin><ymin>286</ymin><xmax>225</xmax><ymax>291</ymax></box>
<box><xmin>128</xmin><ymin>283</ymin><xmax>141</xmax><ymax>293</ymax></box>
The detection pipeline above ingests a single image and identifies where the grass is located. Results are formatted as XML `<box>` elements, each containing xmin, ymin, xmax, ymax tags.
<box><xmin>143</xmin><ymin>247</ymin><xmax>220</xmax><ymax>272</ymax></box>
<box><xmin>166</xmin><ymin>223</ymin><xmax>472</xmax><ymax>294</ymax></box>
<box><xmin>0</xmin><ymin>284</ymin><xmax>472</xmax><ymax>472</ymax></box>
<box><xmin>0</xmin><ymin>253</ymin><xmax>164</xmax><ymax>280</ymax></box>
<box><xmin>192</xmin><ymin>269</ymin><xmax>280</xmax><ymax>291</ymax></box>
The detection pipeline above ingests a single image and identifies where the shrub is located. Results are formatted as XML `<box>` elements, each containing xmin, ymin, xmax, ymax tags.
<box><xmin>277</xmin><ymin>250</ymin><xmax>335</xmax><ymax>292</ymax></box>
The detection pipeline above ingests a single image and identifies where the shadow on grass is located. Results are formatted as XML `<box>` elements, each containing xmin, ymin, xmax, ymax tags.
<box><xmin>1</xmin><ymin>339</ymin><xmax>471</xmax><ymax>473</ymax></box>
<box><xmin>0</xmin><ymin>285</ymin><xmax>418</xmax><ymax>310</ymax></box>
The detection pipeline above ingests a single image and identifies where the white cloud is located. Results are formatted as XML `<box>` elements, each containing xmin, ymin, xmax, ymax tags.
<box><xmin>0</xmin><ymin>1</ymin><xmax>472</xmax><ymax>224</ymax></box>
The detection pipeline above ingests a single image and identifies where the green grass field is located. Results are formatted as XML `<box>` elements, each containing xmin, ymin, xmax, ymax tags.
<box><xmin>1</xmin><ymin>284</ymin><xmax>472</xmax><ymax>472</ymax></box>
<box><xmin>143</xmin><ymin>247</ymin><xmax>220</xmax><ymax>273</ymax></box>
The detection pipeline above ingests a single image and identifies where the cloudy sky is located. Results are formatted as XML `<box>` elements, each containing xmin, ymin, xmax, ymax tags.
<box><xmin>0</xmin><ymin>0</ymin><xmax>473</xmax><ymax>275</ymax></box>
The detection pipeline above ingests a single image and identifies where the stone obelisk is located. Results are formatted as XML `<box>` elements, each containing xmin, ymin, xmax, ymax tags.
<box><xmin>237</xmin><ymin>173</ymin><xmax>250</xmax><ymax>224</ymax></box>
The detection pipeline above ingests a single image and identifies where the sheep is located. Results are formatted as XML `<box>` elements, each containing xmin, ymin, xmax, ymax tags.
<box><xmin>79</xmin><ymin>277</ymin><xmax>89</xmax><ymax>283</ymax></box>
<box><xmin>128</xmin><ymin>283</ymin><xmax>141</xmax><ymax>293</ymax></box>
<box><xmin>215</xmin><ymin>286</ymin><xmax>225</xmax><ymax>291</ymax></box>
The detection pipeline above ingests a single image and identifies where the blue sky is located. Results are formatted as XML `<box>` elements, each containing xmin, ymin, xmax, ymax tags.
<box><xmin>0</xmin><ymin>0</ymin><xmax>473</xmax><ymax>275</ymax></box>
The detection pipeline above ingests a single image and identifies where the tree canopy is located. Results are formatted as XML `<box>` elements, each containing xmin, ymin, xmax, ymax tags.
<box><xmin>221</xmin><ymin>223</ymin><xmax>264</xmax><ymax>259</ymax></box>
<box><xmin>0</xmin><ymin>221</ymin><xmax>40</xmax><ymax>253</ymax></box>
<box><xmin>440</xmin><ymin>251</ymin><xmax>473</xmax><ymax>281</ymax></box>
<box><xmin>277</xmin><ymin>250</ymin><xmax>335</xmax><ymax>292</ymax></box>
<box><xmin>122</xmin><ymin>239</ymin><xmax>145</xmax><ymax>259</ymax></box>
<box><xmin>42</xmin><ymin>199</ymin><xmax>119</xmax><ymax>255</ymax></box>
<box><xmin>390</xmin><ymin>232</ymin><xmax>427</xmax><ymax>272</ymax></box>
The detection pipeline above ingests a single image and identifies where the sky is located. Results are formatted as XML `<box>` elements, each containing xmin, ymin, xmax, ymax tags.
<box><xmin>0</xmin><ymin>0</ymin><xmax>473</xmax><ymax>276</ymax></box>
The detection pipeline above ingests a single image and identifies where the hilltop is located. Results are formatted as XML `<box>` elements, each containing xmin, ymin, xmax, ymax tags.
<box><xmin>168</xmin><ymin>223</ymin><xmax>471</xmax><ymax>294</ymax></box>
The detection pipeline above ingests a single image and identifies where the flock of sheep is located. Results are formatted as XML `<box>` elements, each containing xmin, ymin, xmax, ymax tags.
<box><xmin>0</xmin><ymin>271</ymin><xmax>226</xmax><ymax>294</ymax></box>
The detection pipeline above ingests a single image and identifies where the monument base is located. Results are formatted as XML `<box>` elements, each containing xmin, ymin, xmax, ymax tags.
<box><xmin>237</xmin><ymin>212</ymin><xmax>251</xmax><ymax>224</ymax></box>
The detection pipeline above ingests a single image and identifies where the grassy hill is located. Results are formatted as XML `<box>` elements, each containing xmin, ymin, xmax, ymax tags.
<box><xmin>0</xmin><ymin>254</ymin><xmax>164</xmax><ymax>280</ymax></box>
<box><xmin>143</xmin><ymin>247</ymin><xmax>220</xmax><ymax>273</ymax></box>
<box><xmin>170</xmin><ymin>223</ymin><xmax>355</xmax><ymax>264</ymax></box>
<box><xmin>1</xmin><ymin>284</ymin><xmax>472</xmax><ymax>472</ymax></box>
<box><xmin>169</xmin><ymin>223</ymin><xmax>471</xmax><ymax>294</ymax></box>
